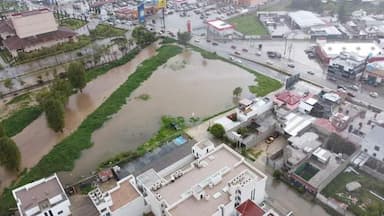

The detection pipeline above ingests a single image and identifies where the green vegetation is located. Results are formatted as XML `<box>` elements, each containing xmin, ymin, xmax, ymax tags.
<box><xmin>0</xmin><ymin>50</ymin><xmax>13</xmax><ymax>64</ymax></box>
<box><xmin>2</xmin><ymin>106</ymin><xmax>42</xmax><ymax>137</ymax></box>
<box><xmin>248</xmin><ymin>73</ymin><xmax>282</xmax><ymax>96</ymax></box>
<box><xmin>6</xmin><ymin>93</ymin><xmax>31</xmax><ymax>105</ymax></box>
<box><xmin>177</xmin><ymin>31</ymin><xmax>192</xmax><ymax>46</ymax></box>
<box><xmin>86</xmin><ymin>47</ymin><xmax>140</xmax><ymax>81</ymax></box>
<box><xmin>161</xmin><ymin>37</ymin><xmax>177</xmax><ymax>44</ymax></box>
<box><xmin>294</xmin><ymin>162</ymin><xmax>319</xmax><ymax>181</ymax></box>
<box><xmin>0</xmin><ymin>45</ymin><xmax>182</xmax><ymax>215</ymax></box>
<box><xmin>60</xmin><ymin>18</ymin><xmax>87</xmax><ymax>30</ymax></box>
<box><xmin>322</xmin><ymin>171</ymin><xmax>384</xmax><ymax>216</ymax></box>
<box><xmin>90</xmin><ymin>24</ymin><xmax>126</xmax><ymax>39</ymax></box>
<box><xmin>189</xmin><ymin>46</ymin><xmax>219</xmax><ymax>59</ymax></box>
<box><xmin>233</xmin><ymin>87</ymin><xmax>242</xmax><ymax>98</ymax></box>
<box><xmin>100</xmin><ymin>116</ymin><xmax>185</xmax><ymax>168</ymax></box>
<box><xmin>245</xmin><ymin>149</ymin><xmax>263</xmax><ymax>161</ymax></box>
<box><xmin>273</xmin><ymin>170</ymin><xmax>282</xmax><ymax>180</ymax></box>
<box><xmin>67</xmin><ymin>62</ymin><xmax>87</xmax><ymax>92</ymax></box>
<box><xmin>227</xmin><ymin>14</ymin><xmax>268</xmax><ymax>35</ymax></box>
<box><xmin>0</xmin><ymin>123</ymin><xmax>21</xmax><ymax>172</ymax></box>
<box><xmin>136</xmin><ymin>93</ymin><xmax>151</xmax><ymax>101</ymax></box>
<box><xmin>42</xmin><ymin>98</ymin><xmax>65</xmax><ymax>132</ymax></box>
<box><xmin>0</xmin><ymin>136</ymin><xmax>21</xmax><ymax>172</ymax></box>
<box><xmin>15</xmin><ymin>35</ymin><xmax>92</xmax><ymax>65</ymax></box>
<box><xmin>202</xmin><ymin>106</ymin><xmax>236</xmax><ymax>122</ymax></box>
<box><xmin>132</xmin><ymin>26</ymin><xmax>156</xmax><ymax>48</ymax></box>
<box><xmin>209</xmin><ymin>123</ymin><xmax>225</xmax><ymax>139</ymax></box>
<box><xmin>3</xmin><ymin>78</ymin><xmax>13</xmax><ymax>90</ymax></box>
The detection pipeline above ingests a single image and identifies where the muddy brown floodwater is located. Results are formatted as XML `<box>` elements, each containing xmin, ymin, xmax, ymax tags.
<box><xmin>58</xmin><ymin>49</ymin><xmax>256</xmax><ymax>184</ymax></box>
<box><xmin>0</xmin><ymin>45</ymin><xmax>158</xmax><ymax>193</ymax></box>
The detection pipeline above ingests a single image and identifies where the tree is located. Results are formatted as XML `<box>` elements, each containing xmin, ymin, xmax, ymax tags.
<box><xmin>272</xmin><ymin>170</ymin><xmax>282</xmax><ymax>180</ymax></box>
<box><xmin>209</xmin><ymin>123</ymin><xmax>225</xmax><ymax>139</ymax></box>
<box><xmin>0</xmin><ymin>123</ymin><xmax>5</xmax><ymax>138</ymax></box>
<box><xmin>132</xmin><ymin>26</ymin><xmax>156</xmax><ymax>48</ymax></box>
<box><xmin>0</xmin><ymin>136</ymin><xmax>21</xmax><ymax>172</ymax></box>
<box><xmin>67</xmin><ymin>61</ymin><xmax>86</xmax><ymax>92</ymax></box>
<box><xmin>51</xmin><ymin>79</ymin><xmax>72</xmax><ymax>104</ymax></box>
<box><xmin>3</xmin><ymin>78</ymin><xmax>13</xmax><ymax>90</ymax></box>
<box><xmin>43</xmin><ymin>98</ymin><xmax>65</xmax><ymax>132</ymax></box>
<box><xmin>177</xmin><ymin>31</ymin><xmax>191</xmax><ymax>46</ymax></box>
<box><xmin>233</xmin><ymin>87</ymin><xmax>242</xmax><ymax>98</ymax></box>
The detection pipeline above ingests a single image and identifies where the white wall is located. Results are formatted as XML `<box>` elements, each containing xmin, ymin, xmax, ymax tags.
<box><xmin>113</xmin><ymin>196</ymin><xmax>145</xmax><ymax>216</ymax></box>
<box><xmin>37</xmin><ymin>200</ymin><xmax>71</xmax><ymax>216</ymax></box>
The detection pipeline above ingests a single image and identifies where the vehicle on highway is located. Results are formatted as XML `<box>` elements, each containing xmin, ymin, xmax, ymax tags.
<box><xmin>194</xmin><ymin>39</ymin><xmax>200</xmax><ymax>43</ymax></box>
<box><xmin>231</xmin><ymin>45</ymin><xmax>236</xmax><ymax>49</ymax></box>
<box><xmin>255</xmin><ymin>51</ymin><xmax>261</xmax><ymax>56</ymax></box>
<box><xmin>348</xmin><ymin>85</ymin><xmax>359</xmax><ymax>91</ymax></box>
<box><xmin>369</xmin><ymin>92</ymin><xmax>379</xmax><ymax>98</ymax></box>
<box><xmin>234</xmin><ymin>51</ymin><xmax>241</xmax><ymax>55</ymax></box>
<box><xmin>265</xmin><ymin>136</ymin><xmax>274</xmax><ymax>144</ymax></box>
<box><xmin>212</xmin><ymin>42</ymin><xmax>218</xmax><ymax>46</ymax></box>
<box><xmin>287</xmin><ymin>63</ymin><xmax>295</xmax><ymax>68</ymax></box>
<box><xmin>242</xmin><ymin>48</ymin><xmax>248</xmax><ymax>52</ymax></box>
<box><xmin>267</xmin><ymin>51</ymin><xmax>276</xmax><ymax>58</ymax></box>
<box><xmin>266</xmin><ymin>61</ymin><xmax>273</xmax><ymax>65</ymax></box>
<box><xmin>347</xmin><ymin>92</ymin><xmax>356</xmax><ymax>97</ymax></box>
<box><xmin>206</xmin><ymin>39</ymin><xmax>211</xmax><ymax>43</ymax></box>
<box><xmin>307</xmin><ymin>71</ymin><xmax>314</xmax><ymax>75</ymax></box>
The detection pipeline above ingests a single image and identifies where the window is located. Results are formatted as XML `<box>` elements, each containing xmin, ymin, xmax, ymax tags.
<box><xmin>58</xmin><ymin>210</ymin><xmax>63</xmax><ymax>215</ymax></box>
<box><xmin>374</xmin><ymin>146</ymin><xmax>380</xmax><ymax>151</ymax></box>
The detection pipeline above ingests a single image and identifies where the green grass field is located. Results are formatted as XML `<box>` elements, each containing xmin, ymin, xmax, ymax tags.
<box><xmin>322</xmin><ymin>171</ymin><xmax>384</xmax><ymax>216</ymax></box>
<box><xmin>227</xmin><ymin>14</ymin><xmax>268</xmax><ymax>35</ymax></box>
<box><xmin>60</xmin><ymin>18</ymin><xmax>87</xmax><ymax>30</ymax></box>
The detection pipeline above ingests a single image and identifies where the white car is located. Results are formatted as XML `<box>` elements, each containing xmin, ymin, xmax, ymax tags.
<box><xmin>266</xmin><ymin>61</ymin><xmax>273</xmax><ymax>65</ymax></box>
<box><xmin>369</xmin><ymin>92</ymin><xmax>379</xmax><ymax>98</ymax></box>
<box><xmin>194</xmin><ymin>39</ymin><xmax>200</xmax><ymax>43</ymax></box>
<box><xmin>255</xmin><ymin>51</ymin><xmax>261</xmax><ymax>56</ymax></box>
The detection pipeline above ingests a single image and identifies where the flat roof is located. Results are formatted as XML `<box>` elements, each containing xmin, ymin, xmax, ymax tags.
<box><xmin>284</xmin><ymin>113</ymin><xmax>316</xmax><ymax>137</ymax></box>
<box><xmin>196</xmin><ymin>139</ymin><xmax>214</xmax><ymax>150</ymax></box>
<box><xmin>13</xmin><ymin>174</ymin><xmax>67</xmax><ymax>215</ymax></box>
<box><xmin>307</xmin><ymin>153</ymin><xmax>341</xmax><ymax>188</ymax></box>
<box><xmin>153</xmin><ymin>145</ymin><xmax>266</xmax><ymax>216</ymax></box>
<box><xmin>207</xmin><ymin>20</ymin><xmax>233</xmax><ymax>31</ymax></box>
<box><xmin>320</xmin><ymin>42</ymin><xmax>382</xmax><ymax>58</ymax></box>
<box><xmin>288</xmin><ymin>10</ymin><xmax>325</xmax><ymax>28</ymax></box>
<box><xmin>109</xmin><ymin>176</ymin><xmax>140</xmax><ymax>211</ymax></box>
<box><xmin>288</xmin><ymin>132</ymin><xmax>321</xmax><ymax>152</ymax></box>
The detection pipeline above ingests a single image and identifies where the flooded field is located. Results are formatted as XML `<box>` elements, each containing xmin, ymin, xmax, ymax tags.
<box><xmin>0</xmin><ymin>45</ymin><xmax>157</xmax><ymax>192</ymax></box>
<box><xmin>59</xmin><ymin>49</ymin><xmax>256</xmax><ymax>183</ymax></box>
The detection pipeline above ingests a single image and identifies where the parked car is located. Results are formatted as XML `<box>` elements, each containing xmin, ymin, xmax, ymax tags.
<box><xmin>266</xmin><ymin>61</ymin><xmax>273</xmax><ymax>65</ymax></box>
<box><xmin>272</xmin><ymin>132</ymin><xmax>280</xmax><ymax>138</ymax></box>
<box><xmin>307</xmin><ymin>71</ymin><xmax>314</xmax><ymax>75</ymax></box>
<box><xmin>255</xmin><ymin>51</ymin><xmax>261</xmax><ymax>56</ymax></box>
<box><xmin>347</xmin><ymin>92</ymin><xmax>356</xmax><ymax>97</ymax></box>
<box><xmin>348</xmin><ymin>85</ymin><xmax>359</xmax><ymax>91</ymax></box>
<box><xmin>369</xmin><ymin>91</ymin><xmax>379</xmax><ymax>98</ymax></box>
<box><xmin>265</xmin><ymin>136</ymin><xmax>275</xmax><ymax>144</ymax></box>
<box><xmin>287</xmin><ymin>63</ymin><xmax>295</xmax><ymax>68</ymax></box>
<box><xmin>194</xmin><ymin>39</ymin><xmax>200</xmax><ymax>43</ymax></box>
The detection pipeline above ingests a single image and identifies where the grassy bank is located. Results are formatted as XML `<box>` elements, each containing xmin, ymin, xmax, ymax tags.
<box><xmin>60</xmin><ymin>18</ymin><xmax>87</xmax><ymax>30</ymax></box>
<box><xmin>90</xmin><ymin>24</ymin><xmax>126</xmax><ymax>39</ymax></box>
<box><xmin>189</xmin><ymin>45</ymin><xmax>282</xmax><ymax>96</ymax></box>
<box><xmin>99</xmin><ymin>116</ymin><xmax>185</xmax><ymax>168</ymax></box>
<box><xmin>227</xmin><ymin>14</ymin><xmax>268</xmax><ymax>35</ymax></box>
<box><xmin>0</xmin><ymin>45</ymin><xmax>182</xmax><ymax>215</ymax></box>
<box><xmin>2</xmin><ymin>106</ymin><xmax>42</xmax><ymax>137</ymax></box>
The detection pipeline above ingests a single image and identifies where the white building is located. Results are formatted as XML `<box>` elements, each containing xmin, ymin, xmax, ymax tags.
<box><xmin>136</xmin><ymin>144</ymin><xmax>268</xmax><ymax>216</ymax></box>
<box><xmin>12</xmin><ymin>173</ymin><xmax>71</xmax><ymax>216</ymax></box>
<box><xmin>206</xmin><ymin>19</ymin><xmax>234</xmax><ymax>41</ymax></box>
<box><xmin>361</xmin><ymin>126</ymin><xmax>384</xmax><ymax>161</ymax></box>
<box><xmin>192</xmin><ymin>139</ymin><xmax>215</xmax><ymax>159</ymax></box>
<box><xmin>88</xmin><ymin>175</ymin><xmax>146</xmax><ymax>216</ymax></box>
<box><xmin>288</xmin><ymin>10</ymin><xmax>325</xmax><ymax>29</ymax></box>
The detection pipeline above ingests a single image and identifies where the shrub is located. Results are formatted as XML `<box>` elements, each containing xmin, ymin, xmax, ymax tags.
<box><xmin>209</xmin><ymin>123</ymin><xmax>225</xmax><ymax>139</ymax></box>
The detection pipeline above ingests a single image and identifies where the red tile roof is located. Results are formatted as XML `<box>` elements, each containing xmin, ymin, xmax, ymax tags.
<box><xmin>236</xmin><ymin>199</ymin><xmax>265</xmax><ymax>216</ymax></box>
<box><xmin>3</xmin><ymin>27</ymin><xmax>76</xmax><ymax>50</ymax></box>
<box><xmin>275</xmin><ymin>91</ymin><xmax>301</xmax><ymax>105</ymax></box>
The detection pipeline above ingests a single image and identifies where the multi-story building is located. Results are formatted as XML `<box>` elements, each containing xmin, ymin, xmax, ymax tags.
<box><xmin>12</xmin><ymin>174</ymin><xmax>71</xmax><ymax>216</ymax></box>
<box><xmin>0</xmin><ymin>8</ymin><xmax>77</xmax><ymax>57</ymax></box>
<box><xmin>327</xmin><ymin>52</ymin><xmax>367</xmax><ymax>81</ymax></box>
<box><xmin>136</xmin><ymin>143</ymin><xmax>268</xmax><ymax>216</ymax></box>
<box><xmin>88</xmin><ymin>175</ymin><xmax>146</xmax><ymax>216</ymax></box>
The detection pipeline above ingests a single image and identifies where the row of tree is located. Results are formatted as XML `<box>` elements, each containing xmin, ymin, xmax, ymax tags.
<box><xmin>38</xmin><ymin>62</ymin><xmax>87</xmax><ymax>132</ymax></box>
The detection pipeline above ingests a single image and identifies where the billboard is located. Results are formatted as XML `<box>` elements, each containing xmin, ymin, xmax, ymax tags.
<box><xmin>157</xmin><ymin>0</ymin><xmax>166</xmax><ymax>8</ymax></box>
<box><xmin>285</xmin><ymin>73</ymin><xmax>300</xmax><ymax>90</ymax></box>
<box><xmin>138</xmin><ymin>3</ymin><xmax>145</xmax><ymax>23</ymax></box>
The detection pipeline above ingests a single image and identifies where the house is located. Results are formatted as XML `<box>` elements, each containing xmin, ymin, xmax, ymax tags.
<box><xmin>88</xmin><ymin>175</ymin><xmax>146</xmax><ymax>216</ymax></box>
<box><xmin>12</xmin><ymin>173</ymin><xmax>71</xmax><ymax>216</ymax></box>
<box><xmin>192</xmin><ymin>139</ymin><xmax>215</xmax><ymax>159</ymax></box>
<box><xmin>236</xmin><ymin>199</ymin><xmax>280</xmax><ymax>216</ymax></box>
<box><xmin>136</xmin><ymin>144</ymin><xmax>268</xmax><ymax>216</ymax></box>
<box><xmin>361</xmin><ymin>126</ymin><xmax>384</xmax><ymax>161</ymax></box>
<box><xmin>0</xmin><ymin>8</ymin><xmax>77</xmax><ymax>57</ymax></box>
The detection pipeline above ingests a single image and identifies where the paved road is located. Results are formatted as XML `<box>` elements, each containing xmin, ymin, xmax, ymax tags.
<box><xmin>190</xmin><ymin>39</ymin><xmax>384</xmax><ymax>110</ymax></box>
